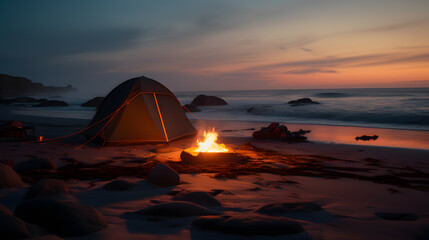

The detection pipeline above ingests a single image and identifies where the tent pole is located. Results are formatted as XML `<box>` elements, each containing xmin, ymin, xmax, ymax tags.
<box><xmin>153</xmin><ymin>93</ymin><xmax>169</xmax><ymax>142</ymax></box>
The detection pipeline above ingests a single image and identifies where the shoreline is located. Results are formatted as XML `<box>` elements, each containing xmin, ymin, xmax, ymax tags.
<box><xmin>1</xmin><ymin>107</ymin><xmax>428</xmax><ymax>150</ymax></box>
<box><xmin>192</xmin><ymin>119</ymin><xmax>429</xmax><ymax>151</ymax></box>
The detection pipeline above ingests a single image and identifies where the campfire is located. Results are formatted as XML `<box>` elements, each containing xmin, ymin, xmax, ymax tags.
<box><xmin>181</xmin><ymin>129</ymin><xmax>248</xmax><ymax>164</ymax></box>
<box><xmin>195</xmin><ymin>129</ymin><xmax>228</xmax><ymax>153</ymax></box>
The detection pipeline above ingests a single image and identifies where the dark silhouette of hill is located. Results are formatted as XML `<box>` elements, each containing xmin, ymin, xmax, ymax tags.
<box><xmin>0</xmin><ymin>73</ymin><xmax>76</xmax><ymax>97</ymax></box>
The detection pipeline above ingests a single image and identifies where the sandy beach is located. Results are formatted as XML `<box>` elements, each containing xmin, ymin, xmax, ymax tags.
<box><xmin>1</xmin><ymin>112</ymin><xmax>428</xmax><ymax>240</ymax></box>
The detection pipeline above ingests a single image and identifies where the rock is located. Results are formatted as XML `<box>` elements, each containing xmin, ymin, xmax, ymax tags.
<box><xmin>192</xmin><ymin>213</ymin><xmax>305</xmax><ymax>236</ymax></box>
<box><xmin>246</xmin><ymin>107</ymin><xmax>255</xmax><ymax>113</ymax></box>
<box><xmin>33</xmin><ymin>100</ymin><xmax>68</xmax><ymax>107</ymax></box>
<box><xmin>0</xmin><ymin>203</ymin><xmax>49</xmax><ymax>239</ymax></box>
<box><xmin>0</xmin><ymin>204</ymin><xmax>13</xmax><ymax>216</ymax></box>
<box><xmin>374</xmin><ymin>212</ymin><xmax>419</xmax><ymax>221</ymax></box>
<box><xmin>103</xmin><ymin>179</ymin><xmax>133</xmax><ymax>191</ymax></box>
<box><xmin>14</xmin><ymin>198</ymin><xmax>107</xmax><ymax>237</ymax></box>
<box><xmin>31</xmin><ymin>235</ymin><xmax>64</xmax><ymax>240</ymax></box>
<box><xmin>183</xmin><ymin>104</ymin><xmax>201</xmax><ymax>112</ymax></box>
<box><xmin>24</xmin><ymin>179</ymin><xmax>70</xmax><ymax>199</ymax></box>
<box><xmin>257</xmin><ymin>202</ymin><xmax>322</xmax><ymax>215</ymax></box>
<box><xmin>0</xmin><ymin>73</ymin><xmax>76</xmax><ymax>97</ymax></box>
<box><xmin>146</xmin><ymin>163</ymin><xmax>180</xmax><ymax>187</ymax></box>
<box><xmin>135</xmin><ymin>201</ymin><xmax>219</xmax><ymax>217</ymax></box>
<box><xmin>173</xmin><ymin>190</ymin><xmax>222</xmax><ymax>207</ymax></box>
<box><xmin>0</xmin><ymin>163</ymin><xmax>25</xmax><ymax>189</ymax></box>
<box><xmin>0</xmin><ymin>212</ymin><xmax>33</xmax><ymax>239</ymax></box>
<box><xmin>13</xmin><ymin>159</ymin><xmax>57</xmax><ymax>173</ymax></box>
<box><xmin>81</xmin><ymin>97</ymin><xmax>104</xmax><ymax>108</ymax></box>
<box><xmin>190</xmin><ymin>95</ymin><xmax>227</xmax><ymax>106</ymax></box>
<box><xmin>355</xmin><ymin>135</ymin><xmax>379</xmax><ymax>141</ymax></box>
<box><xmin>288</xmin><ymin>98</ymin><xmax>319</xmax><ymax>106</ymax></box>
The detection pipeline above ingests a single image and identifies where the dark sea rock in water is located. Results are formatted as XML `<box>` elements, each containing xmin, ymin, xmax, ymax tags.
<box><xmin>172</xmin><ymin>190</ymin><xmax>222</xmax><ymax>207</ymax></box>
<box><xmin>25</xmin><ymin>179</ymin><xmax>70</xmax><ymax>199</ymax></box>
<box><xmin>14</xmin><ymin>198</ymin><xmax>107</xmax><ymax>237</ymax></box>
<box><xmin>257</xmin><ymin>202</ymin><xmax>322</xmax><ymax>215</ymax></box>
<box><xmin>103</xmin><ymin>179</ymin><xmax>133</xmax><ymax>191</ymax></box>
<box><xmin>288</xmin><ymin>98</ymin><xmax>319</xmax><ymax>105</ymax></box>
<box><xmin>13</xmin><ymin>158</ymin><xmax>57</xmax><ymax>173</ymax></box>
<box><xmin>190</xmin><ymin>95</ymin><xmax>227</xmax><ymax>106</ymax></box>
<box><xmin>0</xmin><ymin>163</ymin><xmax>26</xmax><ymax>189</ymax></box>
<box><xmin>135</xmin><ymin>201</ymin><xmax>219</xmax><ymax>217</ymax></box>
<box><xmin>192</xmin><ymin>213</ymin><xmax>305</xmax><ymax>236</ymax></box>
<box><xmin>81</xmin><ymin>97</ymin><xmax>104</xmax><ymax>108</ymax></box>
<box><xmin>146</xmin><ymin>163</ymin><xmax>180</xmax><ymax>187</ymax></box>
<box><xmin>183</xmin><ymin>104</ymin><xmax>201</xmax><ymax>112</ymax></box>
<box><xmin>355</xmin><ymin>135</ymin><xmax>378</xmax><ymax>141</ymax></box>
<box><xmin>33</xmin><ymin>100</ymin><xmax>68</xmax><ymax>107</ymax></box>
<box><xmin>0</xmin><ymin>73</ymin><xmax>76</xmax><ymax>97</ymax></box>
<box><xmin>247</xmin><ymin>107</ymin><xmax>255</xmax><ymax>113</ymax></box>
<box><xmin>0</xmin><ymin>97</ymin><xmax>48</xmax><ymax>105</ymax></box>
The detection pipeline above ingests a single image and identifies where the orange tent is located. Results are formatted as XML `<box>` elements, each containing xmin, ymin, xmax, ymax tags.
<box><xmin>85</xmin><ymin>76</ymin><xmax>196</xmax><ymax>145</ymax></box>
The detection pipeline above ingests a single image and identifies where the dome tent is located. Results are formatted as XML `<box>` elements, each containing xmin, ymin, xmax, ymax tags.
<box><xmin>85</xmin><ymin>76</ymin><xmax>196</xmax><ymax>145</ymax></box>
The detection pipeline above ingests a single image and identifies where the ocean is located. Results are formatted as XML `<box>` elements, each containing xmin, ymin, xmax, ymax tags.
<box><xmin>177</xmin><ymin>88</ymin><xmax>429</xmax><ymax>131</ymax></box>
<box><xmin>4</xmin><ymin>88</ymin><xmax>429</xmax><ymax>131</ymax></box>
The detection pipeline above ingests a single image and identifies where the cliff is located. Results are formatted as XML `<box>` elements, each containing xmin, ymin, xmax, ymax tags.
<box><xmin>0</xmin><ymin>74</ymin><xmax>76</xmax><ymax>97</ymax></box>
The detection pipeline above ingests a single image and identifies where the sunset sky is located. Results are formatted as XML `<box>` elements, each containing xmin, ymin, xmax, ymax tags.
<box><xmin>1</xmin><ymin>0</ymin><xmax>428</xmax><ymax>95</ymax></box>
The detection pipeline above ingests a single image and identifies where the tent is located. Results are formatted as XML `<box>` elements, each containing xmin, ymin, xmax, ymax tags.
<box><xmin>85</xmin><ymin>76</ymin><xmax>197</xmax><ymax>145</ymax></box>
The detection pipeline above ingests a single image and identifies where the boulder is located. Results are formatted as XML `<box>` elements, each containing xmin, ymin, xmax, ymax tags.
<box><xmin>24</xmin><ymin>179</ymin><xmax>70</xmax><ymax>199</ymax></box>
<box><xmin>192</xmin><ymin>213</ymin><xmax>305</xmax><ymax>236</ymax></box>
<box><xmin>172</xmin><ymin>190</ymin><xmax>222</xmax><ymax>207</ymax></box>
<box><xmin>14</xmin><ymin>198</ymin><xmax>107</xmax><ymax>237</ymax></box>
<box><xmin>81</xmin><ymin>97</ymin><xmax>104</xmax><ymax>108</ymax></box>
<box><xmin>0</xmin><ymin>163</ymin><xmax>25</xmax><ymax>189</ymax></box>
<box><xmin>288</xmin><ymin>98</ymin><xmax>319</xmax><ymax>106</ymax></box>
<box><xmin>13</xmin><ymin>159</ymin><xmax>57</xmax><ymax>173</ymax></box>
<box><xmin>257</xmin><ymin>202</ymin><xmax>322</xmax><ymax>215</ymax></box>
<box><xmin>0</xmin><ymin>212</ymin><xmax>33</xmax><ymax>239</ymax></box>
<box><xmin>31</xmin><ymin>235</ymin><xmax>64</xmax><ymax>240</ymax></box>
<box><xmin>135</xmin><ymin>201</ymin><xmax>219</xmax><ymax>217</ymax></box>
<box><xmin>103</xmin><ymin>179</ymin><xmax>133</xmax><ymax>191</ymax></box>
<box><xmin>33</xmin><ymin>100</ymin><xmax>68</xmax><ymax>107</ymax></box>
<box><xmin>0</xmin><ymin>203</ymin><xmax>49</xmax><ymax>240</ymax></box>
<box><xmin>183</xmin><ymin>104</ymin><xmax>201</xmax><ymax>112</ymax></box>
<box><xmin>146</xmin><ymin>163</ymin><xmax>180</xmax><ymax>187</ymax></box>
<box><xmin>0</xmin><ymin>204</ymin><xmax>13</xmax><ymax>216</ymax></box>
<box><xmin>190</xmin><ymin>95</ymin><xmax>227</xmax><ymax>106</ymax></box>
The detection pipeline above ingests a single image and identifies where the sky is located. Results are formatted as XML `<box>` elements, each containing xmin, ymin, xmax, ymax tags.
<box><xmin>1</xmin><ymin>0</ymin><xmax>428</xmax><ymax>95</ymax></box>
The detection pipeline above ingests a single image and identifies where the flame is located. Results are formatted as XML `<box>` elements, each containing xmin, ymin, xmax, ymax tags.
<box><xmin>194</xmin><ymin>129</ymin><xmax>229</xmax><ymax>153</ymax></box>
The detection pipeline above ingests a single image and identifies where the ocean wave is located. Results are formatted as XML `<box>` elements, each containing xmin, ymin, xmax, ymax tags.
<box><xmin>245</xmin><ymin>104</ymin><xmax>429</xmax><ymax>126</ymax></box>
<box><xmin>314</xmin><ymin>92</ymin><xmax>352</xmax><ymax>98</ymax></box>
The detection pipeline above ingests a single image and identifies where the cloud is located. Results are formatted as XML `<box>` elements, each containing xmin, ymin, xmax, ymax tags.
<box><xmin>355</xmin><ymin>19</ymin><xmax>429</xmax><ymax>33</ymax></box>
<box><xmin>245</xmin><ymin>52</ymin><xmax>429</xmax><ymax>73</ymax></box>
<box><xmin>286</xmin><ymin>68</ymin><xmax>337</xmax><ymax>74</ymax></box>
<box><xmin>300</xmin><ymin>48</ymin><xmax>313</xmax><ymax>52</ymax></box>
